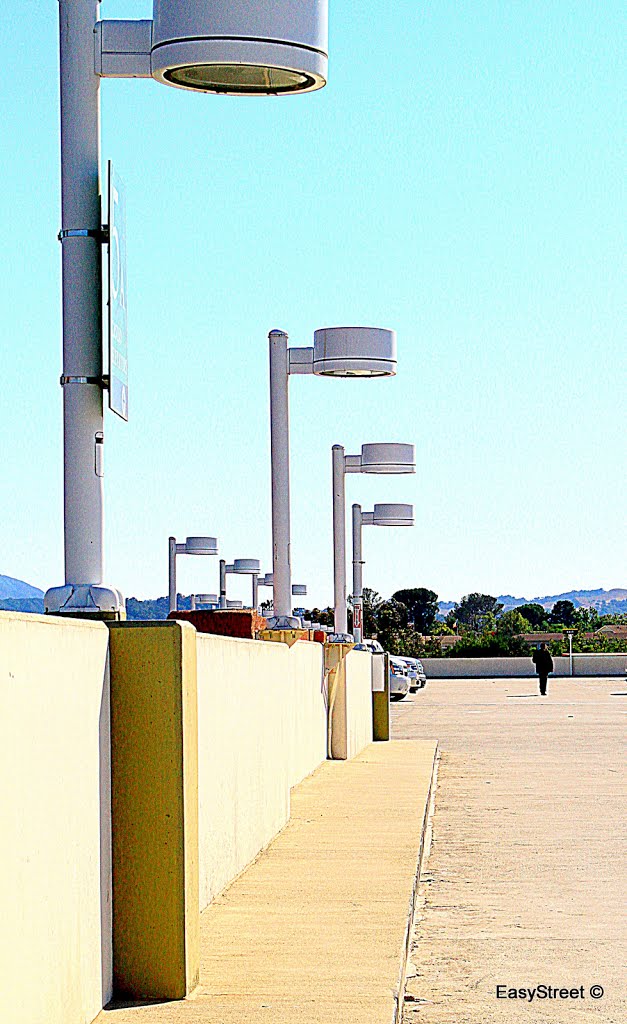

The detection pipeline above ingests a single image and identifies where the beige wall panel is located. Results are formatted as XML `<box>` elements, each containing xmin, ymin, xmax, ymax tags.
<box><xmin>0</xmin><ymin>612</ymin><xmax>111</xmax><ymax>1024</ymax></box>
<box><xmin>344</xmin><ymin>649</ymin><xmax>374</xmax><ymax>759</ymax></box>
<box><xmin>196</xmin><ymin>635</ymin><xmax>326</xmax><ymax>910</ymax></box>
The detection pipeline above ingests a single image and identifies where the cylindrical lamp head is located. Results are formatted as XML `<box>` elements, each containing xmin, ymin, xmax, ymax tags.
<box><xmin>195</xmin><ymin>593</ymin><xmax>218</xmax><ymax>604</ymax></box>
<box><xmin>232</xmin><ymin>558</ymin><xmax>261</xmax><ymax>574</ymax></box>
<box><xmin>152</xmin><ymin>0</ymin><xmax>327</xmax><ymax>95</ymax></box>
<box><xmin>312</xmin><ymin>327</ymin><xmax>396</xmax><ymax>377</ymax></box>
<box><xmin>359</xmin><ymin>443</ymin><xmax>415</xmax><ymax>474</ymax></box>
<box><xmin>226</xmin><ymin>599</ymin><xmax>244</xmax><ymax>609</ymax></box>
<box><xmin>292</xmin><ymin>584</ymin><xmax>307</xmax><ymax>596</ymax></box>
<box><xmin>371</xmin><ymin>503</ymin><xmax>414</xmax><ymax>527</ymax></box>
<box><xmin>184</xmin><ymin>536</ymin><xmax>219</xmax><ymax>555</ymax></box>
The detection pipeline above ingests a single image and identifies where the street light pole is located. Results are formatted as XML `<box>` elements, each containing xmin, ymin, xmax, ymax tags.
<box><xmin>331</xmin><ymin>443</ymin><xmax>416</xmax><ymax>635</ymax></box>
<box><xmin>269</xmin><ymin>330</ymin><xmax>292</xmax><ymax>620</ymax></box>
<box><xmin>351</xmin><ymin>503</ymin><xmax>414</xmax><ymax>643</ymax></box>
<box><xmin>168</xmin><ymin>535</ymin><xmax>219</xmax><ymax>612</ymax></box>
<box><xmin>332</xmin><ymin>446</ymin><xmax>349</xmax><ymax>633</ymax></box>
<box><xmin>267</xmin><ymin>326</ymin><xmax>398</xmax><ymax>630</ymax></box>
<box><xmin>168</xmin><ymin>536</ymin><xmax>178</xmax><ymax>611</ymax></box>
<box><xmin>352</xmin><ymin>504</ymin><xmax>364</xmax><ymax>643</ymax></box>
<box><xmin>219</xmin><ymin>560</ymin><xmax>227</xmax><ymax>609</ymax></box>
<box><xmin>46</xmin><ymin>1</ymin><xmax>329</xmax><ymax>619</ymax></box>
<box><xmin>45</xmin><ymin>1</ymin><xmax>122</xmax><ymax>617</ymax></box>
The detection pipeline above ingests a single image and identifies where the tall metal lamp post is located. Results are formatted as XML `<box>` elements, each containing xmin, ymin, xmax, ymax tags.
<box><xmin>168</xmin><ymin>535</ymin><xmax>219</xmax><ymax>613</ymax></box>
<box><xmin>332</xmin><ymin>443</ymin><xmax>415</xmax><ymax>638</ymax></box>
<box><xmin>218</xmin><ymin>559</ymin><xmax>261</xmax><ymax>609</ymax></box>
<box><xmin>268</xmin><ymin>327</ymin><xmax>397</xmax><ymax>629</ymax></box>
<box><xmin>45</xmin><ymin>0</ymin><xmax>328</xmax><ymax>619</ymax></box>
<box><xmin>352</xmin><ymin>504</ymin><xmax>414</xmax><ymax>643</ymax></box>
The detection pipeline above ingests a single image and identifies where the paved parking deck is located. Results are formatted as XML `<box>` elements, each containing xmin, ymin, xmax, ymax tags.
<box><xmin>394</xmin><ymin>678</ymin><xmax>626</xmax><ymax>1024</ymax></box>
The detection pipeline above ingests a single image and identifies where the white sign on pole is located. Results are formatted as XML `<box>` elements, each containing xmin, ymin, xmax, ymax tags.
<box><xmin>108</xmin><ymin>161</ymin><xmax>128</xmax><ymax>420</ymax></box>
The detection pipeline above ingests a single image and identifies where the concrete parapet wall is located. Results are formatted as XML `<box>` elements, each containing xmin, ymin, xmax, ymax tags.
<box><xmin>0</xmin><ymin>612</ymin><xmax>111</xmax><ymax>1024</ymax></box>
<box><xmin>571</xmin><ymin>653</ymin><xmax>627</xmax><ymax>676</ymax></box>
<box><xmin>0</xmin><ymin>619</ymin><xmax>365</xmax><ymax>1017</ymax></box>
<box><xmin>196</xmin><ymin>635</ymin><xmax>326</xmax><ymax>910</ymax></box>
<box><xmin>422</xmin><ymin>654</ymin><xmax>627</xmax><ymax>678</ymax></box>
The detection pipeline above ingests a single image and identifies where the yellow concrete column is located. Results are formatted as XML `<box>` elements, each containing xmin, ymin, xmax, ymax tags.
<box><xmin>372</xmin><ymin>651</ymin><xmax>390</xmax><ymax>741</ymax></box>
<box><xmin>372</xmin><ymin>680</ymin><xmax>390</xmax><ymax>741</ymax></box>
<box><xmin>325</xmin><ymin>642</ymin><xmax>354</xmax><ymax>760</ymax></box>
<box><xmin>108</xmin><ymin>621</ymin><xmax>199</xmax><ymax>1000</ymax></box>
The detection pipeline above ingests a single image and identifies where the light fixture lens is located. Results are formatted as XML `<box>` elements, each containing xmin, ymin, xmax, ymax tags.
<box><xmin>316</xmin><ymin>367</ymin><xmax>390</xmax><ymax>378</ymax></box>
<box><xmin>164</xmin><ymin>63</ymin><xmax>314</xmax><ymax>94</ymax></box>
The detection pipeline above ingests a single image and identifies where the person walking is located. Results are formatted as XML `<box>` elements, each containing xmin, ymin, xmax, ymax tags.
<box><xmin>532</xmin><ymin>642</ymin><xmax>554</xmax><ymax>696</ymax></box>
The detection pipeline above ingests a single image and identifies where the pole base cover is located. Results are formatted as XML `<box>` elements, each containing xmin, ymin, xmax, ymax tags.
<box><xmin>44</xmin><ymin>584</ymin><xmax>125</xmax><ymax>618</ymax></box>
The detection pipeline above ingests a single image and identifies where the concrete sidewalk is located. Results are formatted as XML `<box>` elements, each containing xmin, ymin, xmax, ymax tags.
<box><xmin>99</xmin><ymin>740</ymin><xmax>438</xmax><ymax>1024</ymax></box>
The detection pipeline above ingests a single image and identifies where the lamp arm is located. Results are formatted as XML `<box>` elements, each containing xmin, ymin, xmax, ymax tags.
<box><xmin>95</xmin><ymin>20</ymin><xmax>153</xmax><ymax>78</ymax></box>
<box><xmin>287</xmin><ymin>347</ymin><xmax>314</xmax><ymax>375</ymax></box>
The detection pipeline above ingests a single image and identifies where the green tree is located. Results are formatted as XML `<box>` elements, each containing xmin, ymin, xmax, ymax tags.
<box><xmin>452</xmin><ymin>593</ymin><xmax>504</xmax><ymax>631</ymax></box>
<box><xmin>391</xmin><ymin>587</ymin><xmax>439</xmax><ymax>633</ymax></box>
<box><xmin>361</xmin><ymin>588</ymin><xmax>383</xmax><ymax>637</ymax></box>
<box><xmin>496</xmin><ymin>610</ymin><xmax>531</xmax><ymax>636</ymax></box>
<box><xmin>375</xmin><ymin>599</ymin><xmax>409</xmax><ymax>649</ymax></box>
<box><xmin>549</xmin><ymin>599</ymin><xmax>576</xmax><ymax>626</ymax></box>
<box><xmin>382</xmin><ymin>627</ymin><xmax>428</xmax><ymax>658</ymax></box>
<box><xmin>516</xmin><ymin>603</ymin><xmax>548</xmax><ymax>630</ymax></box>
<box><xmin>573</xmin><ymin>606</ymin><xmax>601</xmax><ymax>630</ymax></box>
<box><xmin>302</xmin><ymin>606</ymin><xmax>334</xmax><ymax>627</ymax></box>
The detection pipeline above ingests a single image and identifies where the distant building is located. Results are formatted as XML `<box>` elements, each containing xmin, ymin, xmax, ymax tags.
<box><xmin>519</xmin><ymin>632</ymin><xmax>564</xmax><ymax>645</ymax></box>
<box><xmin>595</xmin><ymin>624</ymin><xmax>627</xmax><ymax>639</ymax></box>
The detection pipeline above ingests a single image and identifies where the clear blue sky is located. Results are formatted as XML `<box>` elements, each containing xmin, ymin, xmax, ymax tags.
<box><xmin>1</xmin><ymin>1</ymin><xmax>625</xmax><ymax>607</ymax></box>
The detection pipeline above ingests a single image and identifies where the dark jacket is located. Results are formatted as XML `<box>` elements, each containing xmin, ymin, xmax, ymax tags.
<box><xmin>532</xmin><ymin>648</ymin><xmax>554</xmax><ymax>675</ymax></box>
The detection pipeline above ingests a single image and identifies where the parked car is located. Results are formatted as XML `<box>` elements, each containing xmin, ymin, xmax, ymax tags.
<box><xmin>389</xmin><ymin>655</ymin><xmax>410</xmax><ymax>700</ymax></box>
<box><xmin>399</xmin><ymin>657</ymin><xmax>419</xmax><ymax>690</ymax></box>
<box><xmin>353</xmin><ymin>638</ymin><xmax>384</xmax><ymax>654</ymax></box>
<box><xmin>400</xmin><ymin>657</ymin><xmax>427</xmax><ymax>692</ymax></box>
<box><xmin>415</xmin><ymin>658</ymin><xmax>427</xmax><ymax>688</ymax></box>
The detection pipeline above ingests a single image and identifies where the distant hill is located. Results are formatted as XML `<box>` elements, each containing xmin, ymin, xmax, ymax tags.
<box><xmin>501</xmin><ymin>589</ymin><xmax>627</xmax><ymax>614</ymax></box>
<box><xmin>3</xmin><ymin>576</ymin><xmax>626</xmax><ymax>620</ymax></box>
<box><xmin>0</xmin><ymin>575</ymin><xmax>44</xmax><ymax>600</ymax></box>
<box><xmin>438</xmin><ymin>588</ymin><xmax>627</xmax><ymax>617</ymax></box>
<box><xmin>0</xmin><ymin>597</ymin><xmax>45</xmax><ymax>613</ymax></box>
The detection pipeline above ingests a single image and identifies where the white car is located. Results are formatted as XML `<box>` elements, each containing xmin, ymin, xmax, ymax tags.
<box><xmin>352</xmin><ymin>637</ymin><xmax>384</xmax><ymax>655</ymax></box>
<box><xmin>389</xmin><ymin>656</ymin><xmax>410</xmax><ymax>701</ymax></box>
<box><xmin>400</xmin><ymin>657</ymin><xmax>427</xmax><ymax>692</ymax></box>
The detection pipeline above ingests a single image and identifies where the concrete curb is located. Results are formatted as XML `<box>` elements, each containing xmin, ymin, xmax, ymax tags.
<box><xmin>392</xmin><ymin>744</ymin><xmax>439</xmax><ymax>1024</ymax></box>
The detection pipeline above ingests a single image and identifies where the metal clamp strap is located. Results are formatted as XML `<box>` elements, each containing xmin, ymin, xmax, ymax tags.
<box><xmin>60</xmin><ymin>375</ymin><xmax>109</xmax><ymax>389</ymax></box>
<box><xmin>58</xmin><ymin>226</ymin><xmax>109</xmax><ymax>242</ymax></box>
